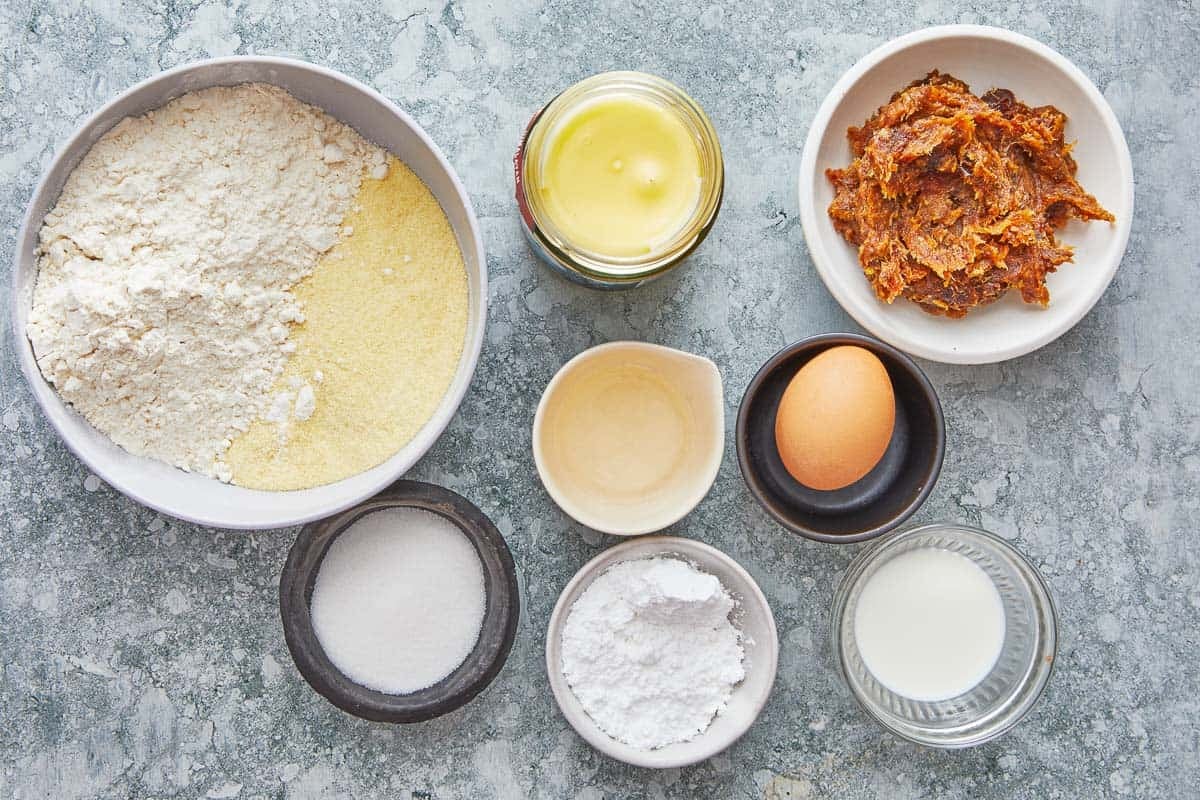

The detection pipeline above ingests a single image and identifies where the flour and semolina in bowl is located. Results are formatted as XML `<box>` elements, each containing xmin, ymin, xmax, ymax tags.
<box><xmin>27</xmin><ymin>83</ymin><xmax>467</xmax><ymax>490</ymax></box>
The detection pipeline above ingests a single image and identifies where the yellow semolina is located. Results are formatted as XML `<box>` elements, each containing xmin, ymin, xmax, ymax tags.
<box><xmin>226</xmin><ymin>157</ymin><xmax>468</xmax><ymax>490</ymax></box>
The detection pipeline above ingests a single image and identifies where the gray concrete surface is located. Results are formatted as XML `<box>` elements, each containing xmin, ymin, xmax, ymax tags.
<box><xmin>1</xmin><ymin>1</ymin><xmax>1197</xmax><ymax>798</ymax></box>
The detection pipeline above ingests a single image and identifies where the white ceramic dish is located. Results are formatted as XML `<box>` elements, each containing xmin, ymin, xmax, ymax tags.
<box><xmin>532</xmin><ymin>342</ymin><xmax>724</xmax><ymax>536</ymax></box>
<box><xmin>798</xmin><ymin>25</ymin><xmax>1134</xmax><ymax>365</ymax></box>
<box><xmin>10</xmin><ymin>57</ymin><xmax>487</xmax><ymax>530</ymax></box>
<box><xmin>546</xmin><ymin>536</ymin><xmax>779</xmax><ymax>768</ymax></box>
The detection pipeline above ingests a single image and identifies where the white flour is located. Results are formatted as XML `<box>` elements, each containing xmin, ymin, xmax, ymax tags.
<box><xmin>27</xmin><ymin>83</ymin><xmax>386</xmax><ymax>479</ymax></box>
<box><xmin>560</xmin><ymin>556</ymin><xmax>745</xmax><ymax>750</ymax></box>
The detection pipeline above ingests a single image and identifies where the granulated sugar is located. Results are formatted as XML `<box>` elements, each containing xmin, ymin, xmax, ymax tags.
<box><xmin>310</xmin><ymin>507</ymin><xmax>486</xmax><ymax>694</ymax></box>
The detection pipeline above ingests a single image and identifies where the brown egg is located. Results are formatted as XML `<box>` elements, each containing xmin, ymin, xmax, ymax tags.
<box><xmin>774</xmin><ymin>345</ymin><xmax>896</xmax><ymax>491</ymax></box>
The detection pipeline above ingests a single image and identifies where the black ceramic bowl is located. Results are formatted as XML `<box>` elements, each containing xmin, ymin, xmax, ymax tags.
<box><xmin>736</xmin><ymin>333</ymin><xmax>945</xmax><ymax>543</ymax></box>
<box><xmin>279</xmin><ymin>480</ymin><xmax>520</xmax><ymax>722</ymax></box>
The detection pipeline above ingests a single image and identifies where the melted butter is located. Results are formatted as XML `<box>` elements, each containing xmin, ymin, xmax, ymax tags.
<box><xmin>536</xmin><ymin>94</ymin><xmax>702</xmax><ymax>257</ymax></box>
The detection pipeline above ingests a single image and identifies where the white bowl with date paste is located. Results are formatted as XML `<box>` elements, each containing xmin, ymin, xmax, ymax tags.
<box><xmin>546</xmin><ymin>536</ymin><xmax>779</xmax><ymax>769</ymax></box>
<box><xmin>10</xmin><ymin>57</ymin><xmax>486</xmax><ymax>529</ymax></box>
<box><xmin>798</xmin><ymin>25</ymin><xmax>1134</xmax><ymax>364</ymax></box>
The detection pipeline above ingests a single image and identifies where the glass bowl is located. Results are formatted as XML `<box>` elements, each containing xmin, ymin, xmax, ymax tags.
<box><xmin>831</xmin><ymin>523</ymin><xmax>1057</xmax><ymax>748</ymax></box>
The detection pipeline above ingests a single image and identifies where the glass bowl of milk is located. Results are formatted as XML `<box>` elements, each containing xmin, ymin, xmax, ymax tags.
<box><xmin>832</xmin><ymin>523</ymin><xmax>1057</xmax><ymax>748</ymax></box>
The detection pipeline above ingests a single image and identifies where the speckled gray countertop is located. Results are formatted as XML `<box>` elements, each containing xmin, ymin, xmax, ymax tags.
<box><xmin>2</xmin><ymin>1</ymin><xmax>1198</xmax><ymax>798</ymax></box>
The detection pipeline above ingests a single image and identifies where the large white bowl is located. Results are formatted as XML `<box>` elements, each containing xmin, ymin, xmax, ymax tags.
<box><xmin>546</xmin><ymin>536</ymin><xmax>779</xmax><ymax>768</ymax></box>
<box><xmin>10</xmin><ymin>57</ymin><xmax>486</xmax><ymax>530</ymax></box>
<box><xmin>799</xmin><ymin>25</ymin><xmax>1134</xmax><ymax>364</ymax></box>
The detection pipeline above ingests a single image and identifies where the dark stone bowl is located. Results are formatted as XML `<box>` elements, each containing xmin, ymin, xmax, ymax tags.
<box><xmin>735</xmin><ymin>333</ymin><xmax>945</xmax><ymax>544</ymax></box>
<box><xmin>279</xmin><ymin>479</ymin><xmax>520</xmax><ymax>722</ymax></box>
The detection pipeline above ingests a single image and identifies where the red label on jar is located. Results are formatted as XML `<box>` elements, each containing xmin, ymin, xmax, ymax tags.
<box><xmin>513</xmin><ymin>105</ymin><xmax>545</xmax><ymax>232</ymax></box>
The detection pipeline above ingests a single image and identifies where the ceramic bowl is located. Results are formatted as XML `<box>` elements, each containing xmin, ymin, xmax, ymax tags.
<box><xmin>736</xmin><ymin>333</ymin><xmax>944</xmax><ymax>543</ymax></box>
<box><xmin>10</xmin><ymin>56</ymin><xmax>486</xmax><ymax>529</ymax></box>
<box><xmin>278</xmin><ymin>480</ymin><xmax>519</xmax><ymax>723</ymax></box>
<box><xmin>831</xmin><ymin>523</ymin><xmax>1058</xmax><ymax>748</ymax></box>
<box><xmin>532</xmin><ymin>341</ymin><xmax>724</xmax><ymax>536</ymax></box>
<box><xmin>546</xmin><ymin>536</ymin><xmax>778</xmax><ymax>768</ymax></box>
<box><xmin>798</xmin><ymin>25</ymin><xmax>1134</xmax><ymax>364</ymax></box>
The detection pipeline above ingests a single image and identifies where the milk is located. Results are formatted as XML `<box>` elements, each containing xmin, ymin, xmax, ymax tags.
<box><xmin>853</xmin><ymin>547</ymin><xmax>1006</xmax><ymax>702</ymax></box>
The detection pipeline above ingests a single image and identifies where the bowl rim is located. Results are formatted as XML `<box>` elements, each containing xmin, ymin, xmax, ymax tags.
<box><xmin>829</xmin><ymin>522</ymin><xmax>1059</xmax><ymax>748</ymax></box>
<box><xmin>531</xmin><ymin>340</ymin><xmax>724</xmax><ymax>536</ymax></box>
<box><xmin>278</xmin><ymin>479</ymin><xmax>520</xmax><ymax>722</ymax></box>
<box><xmin>797</xmin><ymin>24</ymin><xmax>1135</xmax><ymax>365</ymax></box>
<box><xmin>544</xmin><ymin>535</ymin><xmax>779</xmax><ymax>768</ymax></box>
<box><xmin>10</xmin><ymin>56</ymin><xmax>487</xmax><ymax>529</ymax></box>
<box><xmin>735</xmin><ymin>332</ymin><xmax>946</xmax><ymax>543</ymax></box>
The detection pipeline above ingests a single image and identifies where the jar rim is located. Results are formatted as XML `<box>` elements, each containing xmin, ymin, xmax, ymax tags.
<box><xmin>516</xmin><ymin>71</ymin><xmax>724</xmax><ymax>282</ymax></box>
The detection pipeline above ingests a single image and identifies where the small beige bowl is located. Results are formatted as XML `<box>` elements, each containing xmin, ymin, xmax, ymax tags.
<box><xmin>532</xmin><ymin>341</ymin><xmax>724</xmax><ymax>536</ymax></box>
<box><xmin>546</xmin><ymin>536</ymin><xmax>779</xmax><ymax>768</ymax></box>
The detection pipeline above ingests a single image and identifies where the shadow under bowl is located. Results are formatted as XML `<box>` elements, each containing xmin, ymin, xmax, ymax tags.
<box><xmin>279</xmin><ymin>480</ymin><xmax>519</xmax><ymax>722</ymax></box>
<box><xmin>736</xmin><ymin>333</ymin><xmax>945</xmax><ymax>543</ymax></box>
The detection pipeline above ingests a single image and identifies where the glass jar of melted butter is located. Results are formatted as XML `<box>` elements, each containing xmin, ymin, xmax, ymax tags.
<box><xmin>515</xmin><ymin>72</ymin><xmax>724</xmax><ymax>288</ymax></box>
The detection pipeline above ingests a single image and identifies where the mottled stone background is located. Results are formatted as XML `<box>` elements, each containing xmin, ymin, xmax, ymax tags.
<box><xmin>1</xmin><ymin>1</ymin><xmax>1197</xmax><ymax>798</ymax></box>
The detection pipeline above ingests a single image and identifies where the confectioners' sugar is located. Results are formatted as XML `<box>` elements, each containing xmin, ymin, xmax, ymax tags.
<box><xmin>560</xmin><ymin>557</ymin><xmax>745</xmax><ymax>750</ymax></box>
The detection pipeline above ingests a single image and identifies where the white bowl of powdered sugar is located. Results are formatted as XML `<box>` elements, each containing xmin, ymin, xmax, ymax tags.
<box><xmin>11</xmin><ymin>57</ymin><xmax>485</xmax><ymax>529</ymax></box>
<box><xmin>546</xmin><ymin>536</ymin><xmax>779</xmax><ymax>768</ymax></box>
